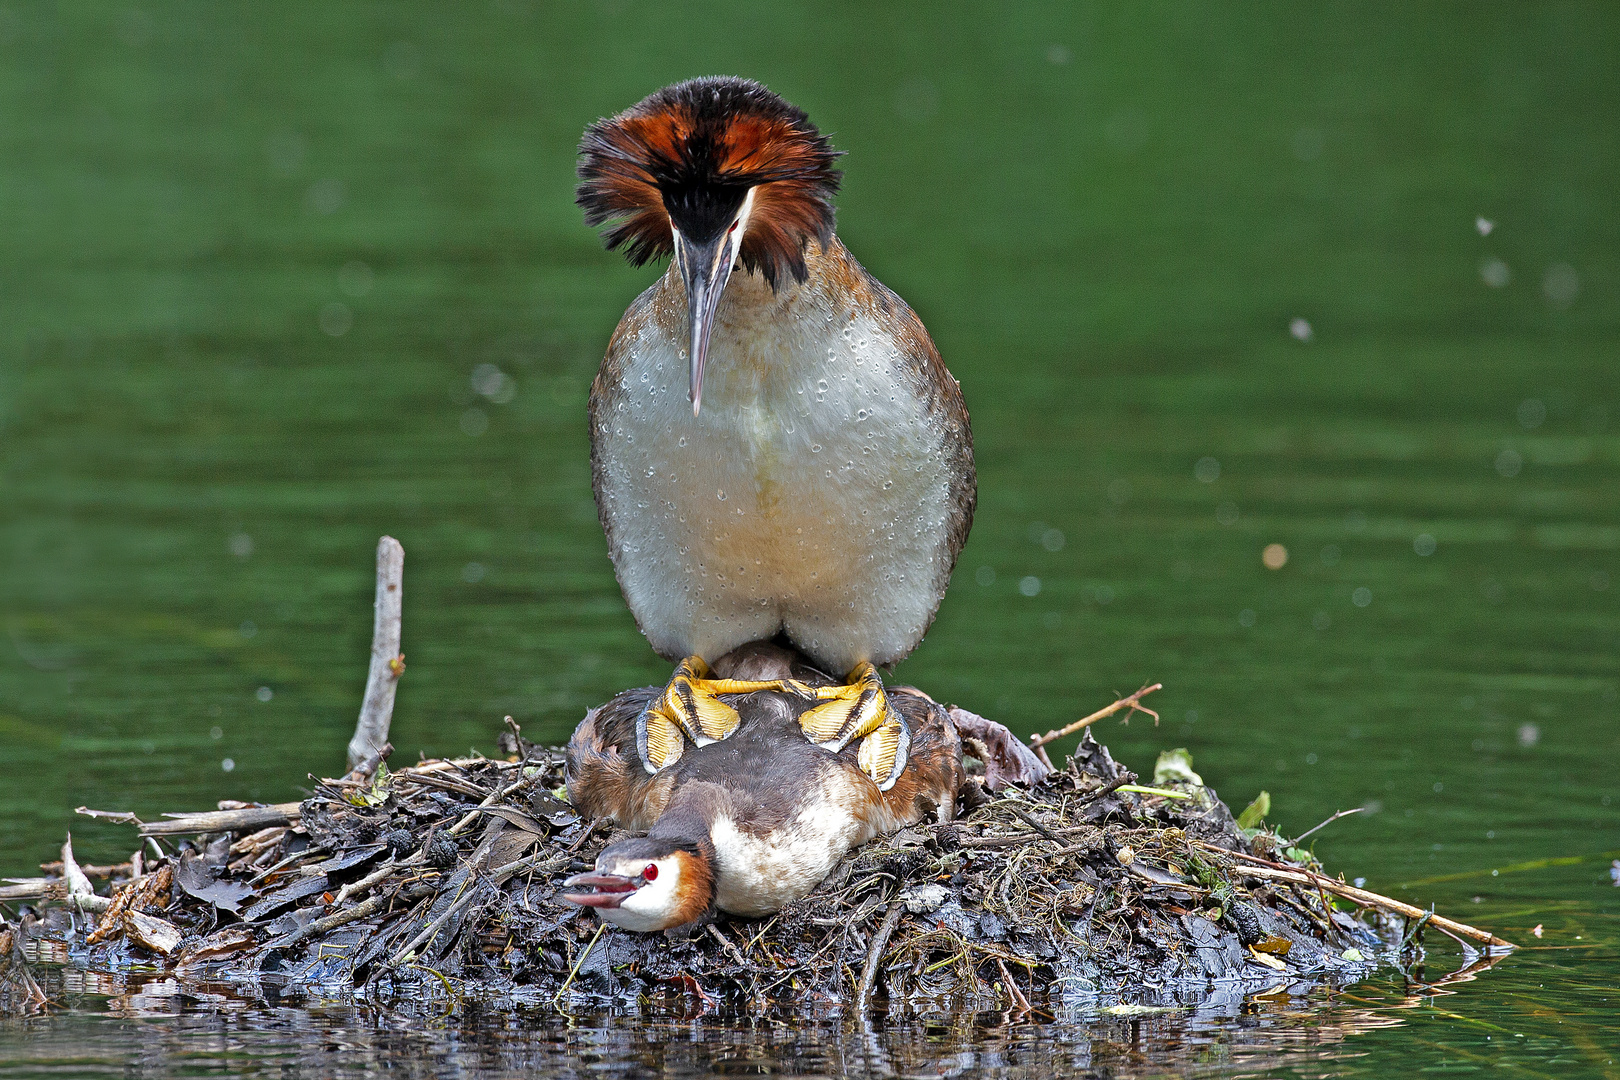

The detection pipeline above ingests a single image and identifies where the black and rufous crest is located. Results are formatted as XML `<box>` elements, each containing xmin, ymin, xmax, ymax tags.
<box><xmin>577</xmin><ymin>77</ymin><xmax>842</xmax><ymax>288</ymax></box>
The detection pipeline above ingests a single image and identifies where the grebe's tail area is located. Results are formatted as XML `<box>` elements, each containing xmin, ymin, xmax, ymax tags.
<box><xmin>634</xmin><ymin>655</ymin><xmax>793</xmax><ymax>772</ymax></box>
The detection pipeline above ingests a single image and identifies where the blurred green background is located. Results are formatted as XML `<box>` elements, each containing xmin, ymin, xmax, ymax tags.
<box><xmin>0</xmin><ymin>3</ymin><xmax>1616</xmax><ymax>1075</ymax></box>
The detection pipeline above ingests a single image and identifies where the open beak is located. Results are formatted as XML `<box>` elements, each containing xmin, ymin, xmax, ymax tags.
<box><xmin>560</xmin><ymin>871</ymin><xmax>638</xmax><ymax>910</ymax></box>
<box><xmin>673</xmin><ymin>226</ymin><xmax>738</xmax><ymax>416</ymax></box>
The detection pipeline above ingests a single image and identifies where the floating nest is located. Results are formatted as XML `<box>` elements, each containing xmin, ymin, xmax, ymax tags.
<box><xmin>1</xmin><ymin>686</ymin><xmax>1507</xmax><ymax>1017</ymax></box>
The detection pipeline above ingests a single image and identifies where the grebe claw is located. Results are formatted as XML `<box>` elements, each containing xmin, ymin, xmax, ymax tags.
<box><xmin>791</xmin><ymin>662</ymin><xmax>910</xmax><ymax>791</ymax></box>
<box><xmin>635</xmin><ymin>657</ymin><xmax>912</xmax><ymax>790</ymax></box>
<box><xmin>634</xmin><ymin>656</ymin><xmax>789</xmax><ymax>772</ymax></box>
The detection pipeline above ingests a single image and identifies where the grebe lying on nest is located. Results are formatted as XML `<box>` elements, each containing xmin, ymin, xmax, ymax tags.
<box><xmin>560</xmin><ymin>645</ymin><xmax>965</xmax><ymax>933</ymax></box>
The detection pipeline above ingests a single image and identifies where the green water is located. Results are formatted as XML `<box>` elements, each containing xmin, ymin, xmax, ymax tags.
<box><xmin>1</xmin><ymin>3</ymin><xmax>1616</xmax><ymax>1075</ymax></box>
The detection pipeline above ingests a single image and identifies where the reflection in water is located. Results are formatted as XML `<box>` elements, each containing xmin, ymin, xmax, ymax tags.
<box><xmin>3</xmin><ymin>944</ymin><xmax>1587</xmax><ymax>1079</ymax></box>
<box><xmin>1</xmin><ymin>2</ymin><xmax>1618</xmax><ymax>1076</ymax></box>
<box><xmin>1</xmin><ymin>970</ymin><xmax>1420</xmax><ymax>1079</ymax></box>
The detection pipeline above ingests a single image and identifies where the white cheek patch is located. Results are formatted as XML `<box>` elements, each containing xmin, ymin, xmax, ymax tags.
<box><xmin>593</xmin><ymin>859</ymin><xmax>682</xmax><ymax>933</ymax></box>
<box><xmin>726</xmin><ymin>187</ymin><xmax>757</xmax><ymax>277</ymax></box>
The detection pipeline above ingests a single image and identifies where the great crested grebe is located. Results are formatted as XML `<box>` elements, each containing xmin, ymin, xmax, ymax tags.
<box><xmin>578</xmin><ymin>77</ymin><xmax>975</xmax><ymax>790</ymax></box>
<box><xmin>559</xmin><ymin>645</ymin><xmax>963</xmax><ymax>932</ymax></box>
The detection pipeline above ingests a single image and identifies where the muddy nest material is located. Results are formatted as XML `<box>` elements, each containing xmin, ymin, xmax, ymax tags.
<box><xmin>3</xmin><ymin>702</ymin><xmax>1491</xmax><ymax>1014</ymax></box>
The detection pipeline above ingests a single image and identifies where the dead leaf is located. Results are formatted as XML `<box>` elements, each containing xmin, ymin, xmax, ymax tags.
<box><xmin>1248</xmin><ymin>946</ymin><xmax>1287</xmax><ymax>970</ymax></box>
<box><xmin>125</xmin><ymin>909</ymin><xmax>182</xmax><ymax>956</ymax></box>
<box><xmin>177</xmin><ymin>926</ymin><xmax>257</xmax><ymax>967</ymax></box>
<box><xmin>175</xmin><ymin>851</ymin><xmax>254</xmax><ymax>915</ymax></box>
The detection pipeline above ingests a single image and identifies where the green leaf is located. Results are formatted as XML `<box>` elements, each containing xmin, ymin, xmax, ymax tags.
<box><xmin>1118</xmin><ymin>783</ymin><xmax>1194</xmax><ymax>800</ymax></box>
<box><xmin>1153</xmin><ymin>747</ymin><xmax>1204</xmax><ymax>788</ymax></box>
<box><xmin>1236</xmin><ymin>791</ymin><xmax>1271</xmax><ymax>830</ymax></box>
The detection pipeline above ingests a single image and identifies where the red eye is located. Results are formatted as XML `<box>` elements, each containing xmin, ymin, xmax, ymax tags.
<box><xmin>642</xmin><ymin>863</ymin><xmax>658</xmax><ymax>882</ymax></box>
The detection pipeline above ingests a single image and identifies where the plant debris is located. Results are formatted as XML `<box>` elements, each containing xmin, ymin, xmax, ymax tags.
<box><xmin>0</xmin><ymin>692</ymin><xmax>1513</xmax><ymax>1017</ymax></box>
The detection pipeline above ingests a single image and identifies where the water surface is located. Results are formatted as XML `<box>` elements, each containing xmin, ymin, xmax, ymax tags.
<box><xmin>1</xmin><ymin>3</ymin><xmax>1616</xmax><ymax>1076</ymax></box>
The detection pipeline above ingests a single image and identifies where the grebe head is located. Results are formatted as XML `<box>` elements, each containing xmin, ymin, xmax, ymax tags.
<box><xmin>577</xmin><ymin>76</ymin><xmax>842</xmax><ymax>415</ymax></box>
<box><xmin>560</xmin><ymin>835</ymin><xmax>714</xmax><ymax>933</ymax></box>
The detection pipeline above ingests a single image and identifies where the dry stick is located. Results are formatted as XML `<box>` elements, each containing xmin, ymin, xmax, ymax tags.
<box><xmin>345</xmin><ymin>742</ymin><xmax>394</xmax><ymax>784</ymax></box>
<box><xmin>554</xmin><ymin>923</ymin><xmax>606</xmax><ymax>1005</ymax></box>
<box><xmin>448</xmin><ymin>772</ymin><xmax>538</xmax><ymax>837</ymax></box>
<box><xmin>1008</xmin><ymin>807</ymin><xmax>1063</xmax><ymax>845</ymax></box>
<box><xmin>489</xmin><ymin>818</ymin><xmax>607</xmax><ymax>883</ymax></box>
<box><xmin>491</xmin><ymin>851</ymin><xmax>570</xmax><ymax>885</ymax></box>
<box><xmin>856</xmin><ymin>902</ymin><xmax>905</xmax><ymax>1012</ymax></box>
<box><xmin>1210</xmin><ymin>854</ymin><xmax>1515</xmax><ymax>950</ymax></box>
<box><xmin>137</xmin><ymin>803</ymin><xmax>303</xmax><ymax>838</ymax></box>
<box><xmin>957</xmin><ymin>776</ymin><xmax>1130</xmax><ymax>850</ymax></box>
<box><xmin>74</xmin><ymin>808</ymin><xmax>143</xmax><ymax>825</ymax></box>
<box><xmin>1030</xmin><ymin>684</ymin><xmax>1162</xmax><ymax>750</ymax></box>
<box><xmin>389</xmin><ymin>881</ymin><xmax>480</xmax><ymax>966</ymax></box>
<box><xmin>248</xmin><ymin>847</ymin><xmax>324</xmax><ymax>887</ymax></box>
<box><xmin>270</xmin><ymin>892</ymin><xmax>393</xmax><ymax>950</ymax></box>
<box><xmin>36</xmin><ymin>861</ymin><xmax>132</xmax><ymax>879</ymax></box>
<box><xmin>0</xmin><ymin>881</ymin><xmax>57</xmax><ymax>902</ymax></box>
<box><xmin>332</xmin><ymin>853</ymin><xmax>424</xmax><ymax>906</ymax></box>
<box><xmin>347</xmin><ymin>536</ymin><xmax>405</xmax><ymax>772</ymax></box>
<box><xmin>1291</xmin><ymin>807</ymin><xmax>1365</xmax><ymax>845</ymax></box>
<box><xmin>996</xmin><ymin>957</ymin><xmax>1032</xmax><ymax>1013</ymax></box>
<box><xmin>706</xmin><ymin>924</ymin><xmax>749</xmax><ymax>969</ymax></box>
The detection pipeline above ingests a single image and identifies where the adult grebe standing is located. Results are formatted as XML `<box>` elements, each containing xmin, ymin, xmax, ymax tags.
<box><xmin>578</xmin><ymin>77</ymin><xmax>975</xmax><ymax>788</ymax></box>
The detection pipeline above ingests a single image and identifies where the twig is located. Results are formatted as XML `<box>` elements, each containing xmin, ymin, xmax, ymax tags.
<box><xmin>139</xmin><ymin>803</ymin><xmax>302</xmax><ymax>837</ymax></box>
<box><xmin>555</xmin><ymin>922</ymin><xmax>606</xmax><ymax>1004</ymax></box>
<box><xmin>332</xmin><ymin>854</ymin><xmax>422</xmax><ymax>906</ymax></box>
<box><xmin>1030</xmin><ymin>684</ymin><xmax>1162</xmax><ymax>749</ymax></box>
<box><xmin>248</xmin><ymin>847</ymin><xmax>326</xmax><ymax>887</ymax></box>
<box><xmin>0</xmin><ymin>881</ymin><xmax>56</xmax><ymax>901</ymax></box>
<box><xmin>73</xmin><ymin>808</ymin><xmax>143</xmax><ymax>825</ymax></box>
<box><xmin>448</xmin><ymin>771</ymin><xmax>539</xmax><ymax>837</ymax></box>
<box><xmin>389</xmin><ymin>878</ymin><xmax>479</xmax><ymax>966</ymax></box>
<box><xmin>1008</xmin><ymin>807</ymin><xmax>1063</xmax><ymax>845</ymax></box>
<box><xmin>856</xmin><ymin>902</ymin><xmax>904</xmax><ymax>1012</ymax></box>
<box><xmin>706</xmin><ymin>924</ymin><xmax>749</xmax><ymax>968</ymax></box>
<box><xmin>268</xmin><ymin>892</ymin><xmax>396</xmax><ymax>950</ymax></box>
<box><xmin>345</xmin><ymin>741</ymin><xmax>393</xmax><ymax>784</ymax></box>
<box><xmin>347</xmin><ymin>536</ymin><xmax>405</xmax><ymax>771</ymax></box>
<box><xmin>403</xmin><ymin>771</ymin><xmax>487</xmax><ymax>799</ymax></box>
<box><xmin>1291</xmin><ymin>807</ymin><xmax>1365</xmax><ymax>845</ymax></box>
<box><xmin>1207</xmin><ymin>852</ymin><xmax>1514</xmax><ymax>949</ymax></box>
<box><xmin>996</xmin><ymin>957</ymin><xmax>1032</xmax><ymax>1013</ymax></box>
<box><xmin>1076</xmin><ymin>772</ymin><xmax>1137</xmax><ymax>805</ymax></box>
<box><xmin>490</xmin><ymin>851</ymin><xmax>571</xmax><ymax>885</ymax></box>
<box><xmin>566</xmin><ymin>817</ymin><xmax>609</xmax><ymax>853</ymax></box>
<box><xmin>959</xmin><ymin>821</ymin><xmax>1106</xmax><ymax>849</ymax></box>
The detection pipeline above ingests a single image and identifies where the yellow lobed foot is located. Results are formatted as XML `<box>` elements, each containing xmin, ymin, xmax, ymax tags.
<box><xmin>635</xmin><ymin>656</ymin><xmax>789</xmax><ymax>773</ymax></box>
<box><xmin>855</xmin><ymin>712</ymin><xmax>911</xmax><ymax>793</ymax></box>
<box><xmin>636</xmin><ymin>657</ymin><xmax>913</xmax><ymax>790</ymax></box>
<box><xmin>793</xmin><ymin>662</ymin><xmax>911</xmax><ymax>791</ymax></box>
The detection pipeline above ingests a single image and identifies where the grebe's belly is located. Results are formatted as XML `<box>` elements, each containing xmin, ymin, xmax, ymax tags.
<box><xmin>595</xmin><ymin>305</ymin><xmax>960</xmax><ymax>672</ymax></box>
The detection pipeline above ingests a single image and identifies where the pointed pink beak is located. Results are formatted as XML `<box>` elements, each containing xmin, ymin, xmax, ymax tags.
<box><xmin>560</xmin><ymin>871</ymin><xmax>638</xmax><ymax>909</ymax></box>
<box><xmin>674</xmin><ymin>224</ymin><xmax>739</xmax><ymax>416</ymax></box>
